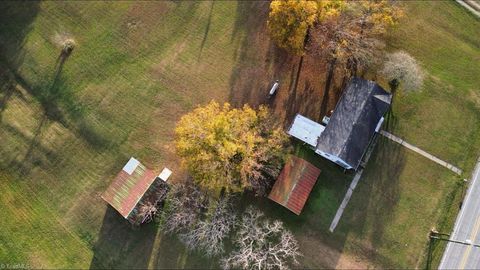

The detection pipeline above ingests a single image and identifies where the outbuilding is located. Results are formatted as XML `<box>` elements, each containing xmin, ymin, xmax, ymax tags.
<box><xmin>268</xmin><ymin>156</ymin><xmax>321</xmax><ymax>215</ymax></box>
<box><xmin>102</xmin><ymin>157</ymin><xmax>171</xmax><ymax>225</ymax></box>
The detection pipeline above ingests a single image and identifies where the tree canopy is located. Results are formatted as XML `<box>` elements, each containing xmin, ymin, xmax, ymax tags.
<box><xmin>175</xmin><ymin>101</ymin><xmax>288</xmax><ymax>195</ymax></box>
<box><xmin>380</xmin><ymin>51</ymin><xmax>424</xmax><ymax>93</ymax></box>
<box><xmin>307</xmin><ymin>0</ymin><xmax>403</xmax><ymax>104</ymax></box>
<box><xmin>267</xmin><ymin>0</ymin><xmax>317</xmax><ymax>55</ymax></box>
<box><xmin>222</xmin><ymin>207</ymin><xmax>301</xmax><ymax>270</ymax></box>
<box><xmin>310</xmin><ymin>0</ymin><xmax>403</xmax><ymax>72</ymax></box>
<box><xmin>267</xmin><ymin>0</ymin><xmax>346</xmax><ymax>55</ymax></box>
<box><xmin>163</xmin><ymin>183</ymin><xmax>236</xmax><ymax>257</ymax></box>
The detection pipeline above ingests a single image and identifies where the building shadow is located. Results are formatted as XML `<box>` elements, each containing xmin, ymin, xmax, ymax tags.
<box><xmin>333</xmin><ymin>136</ymin><xmax>406</xmax><ymax>267</ymax></box>
<box><xmin>89</xmin><ymin>206</ymin><xmax>158</xmax><ymax>269</ymax></box>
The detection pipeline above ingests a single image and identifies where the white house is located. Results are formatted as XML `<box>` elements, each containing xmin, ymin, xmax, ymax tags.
<box><xmin>288</xmin><ymin>77</ymin><xmax>392</xmax><ymax>170</ymax></box>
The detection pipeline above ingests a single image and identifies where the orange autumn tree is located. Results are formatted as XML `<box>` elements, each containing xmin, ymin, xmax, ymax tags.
<box><xmin>175</xmin><ymin>101</ymin><xmax>289</xmax><ymax>196</ymax></box>
<box><xmin>267</xmin><ymin>0</ymin><xmax>346</xmax><ymax>55</ymax></box>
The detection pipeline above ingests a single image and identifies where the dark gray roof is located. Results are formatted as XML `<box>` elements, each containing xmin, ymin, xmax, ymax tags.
<box><xmin>316</xmin><ymin>77</ymin><xmax>391</xmax><ymax>169</ymax></box>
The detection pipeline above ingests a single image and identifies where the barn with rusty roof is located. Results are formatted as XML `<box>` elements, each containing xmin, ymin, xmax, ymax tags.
<box><xmin>268</xmin><ymin>156</ymin><xmax>321</xmax><ymax>215</ymax></box>
<box><xmin>102</xmin><ymin>157</ymin><xmax>171</xmax><ymax>225</ymax></box>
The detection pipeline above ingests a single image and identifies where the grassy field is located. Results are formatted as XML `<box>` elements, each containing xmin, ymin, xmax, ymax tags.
<box><xmin>0</xmin><ymin>1</ymin><xmax>479</xmax><ymax>269</ymax></box>
<box><xmin>0</xmin><ymin>1</ymin><xmax>248</xmax><ymax>268</ymax></box>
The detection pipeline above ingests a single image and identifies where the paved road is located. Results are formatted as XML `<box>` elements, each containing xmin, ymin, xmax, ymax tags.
<box><xmin>439</xmin><ymin>158</ymin><xmax>480</xmax><ymax>269</ymax></box>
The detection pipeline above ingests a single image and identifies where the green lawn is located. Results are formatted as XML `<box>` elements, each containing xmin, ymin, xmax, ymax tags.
<box><xmin>385</xmin><ymin>1</ymin><xmax>480</xmax><ymax>173</ymax></box>
<box><xmin>0</xmin><ymin>1</ymin><xmax>479</xmax><ymax>269</ymax></box>
<box><xmin>0</xmin><ymin>1</ymin><xmax>247</xmax><ymax>268</ymax></box>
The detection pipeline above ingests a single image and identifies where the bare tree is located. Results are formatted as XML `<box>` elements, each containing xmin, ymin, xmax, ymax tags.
<box><xmin>163</xmin><ymin>183</ymin><xmax>209</xmax><ymax>234</ymax></box>
<box><xmin>310</xmin><ymin>12</ymin><xmax>385</xmax><ymax>118</ymax></box>
<box><xmin>222</xmin><ymin>207</ymin><xmax>301</xmax><ymax>270</ymax></box>
<box><xmin>134</xmin><ymin>181</ymin><xmax>169</xmax><ymax>225</ymax></box>
<box><xmin>137</xmin><ymin>188</ymin><xmax>169</xmax><ymax>224</ymax></box>
<box><xmin>309</xmin><ymin>1</ymin><xmax>403</xmax><ymax>119</ymax></box>
<box><xmin>181</xmin><ymin>196</ymin><xmax>237</xmax><ymax>257</ymax></box>
<box><xmin>380</xmin><ymin>51</ymin><xmax>424</xmax><ymax>94</ymax></box>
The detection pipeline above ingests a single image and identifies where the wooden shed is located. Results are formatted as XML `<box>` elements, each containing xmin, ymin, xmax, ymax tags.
<box><xmin>102</xmin><ymin>157</ymin><xmax>170</xmax><ymax>225</ymax></box>
<box><xmin>268</xmin><ymin>156</ymin><xmax>321</xmax><ymax>215</ymax></box>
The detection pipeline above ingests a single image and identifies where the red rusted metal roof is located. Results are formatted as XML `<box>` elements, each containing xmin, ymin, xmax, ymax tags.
<box><xmin>101</xmin><ymin>158</ymin><xmax>157</xmax><ymax>218</ymax></box>
<box><xmin>268</xmin><ymin>156</ymin><xmax>321</xmax><ymax>215</ymax></box>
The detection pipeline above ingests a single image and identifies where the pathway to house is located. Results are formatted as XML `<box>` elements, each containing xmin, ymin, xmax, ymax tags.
<box><xmin>456</xmin><ymin>0</ymin><xmax>480</xmax><ymax>18</ymax></box>
<box><xmin>379</xmin><ymin>130</ymin><xmax>463</xmax><ymax>175</ymax></box>
<box><xmin>329</xmin><ymin>168</ymin><xmax>364</xmax><ymax>232</ymax></box>
<box><xmin>329</xmin><ymin>130</ymin><xmax>463</xmax><ymax>232</ymax></box>
<box><xmin>329</xmin><ymin>134</ymin><xmax>379</xmax><ymax>232</ymax></box>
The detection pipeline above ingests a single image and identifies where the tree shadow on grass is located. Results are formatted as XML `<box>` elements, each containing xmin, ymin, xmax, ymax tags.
<box><xmin>227</xmin><ymin>1</ymin><xmax>343</xmax><ymax>128</ymax></box>
<box><xmin>0</xmin><ymin>121</ymin><xmax>59</xmax><ymax>177</ymax></box>
<box><xmin>335</xmin><ymin>136</ymin><xmax>406</xmax><ymax>267</ymax></box>
<box><xmin>229</xmin><ymin>143</ymin><xmax>355</xmax><ymax>268</ymax></box>
<box><xmin>0</xmin><ymin>2</ymin><xmax>111</xmax><ymax>153</ymax></box>
<box><xmin>198</xmin><ymin>1</ymin><xmax>215</xmax><ymax>60</ymax></box>
<box><xmin>0</xmin><ymin>1</ymin><xmax>39</xmax><ymax>120</ymax></box>
<box><xmin>293</xmin><ymin>79</ymin><xmax>320</xmax><ymax>123</ymax></box>
<box><xmin>151</xmin><ymin>233</ymin><xmax>214</xmax><ymax>269</ymax></box>
<box><xmin>228</xmin><ymin>1</ymin><xmax>298</xmax><ymax>111</ymax></box>
<box><xmin>283</xmin><ymin>56</ymin><xmax>304</xmax><ymax>126</ymax></box>
<box><xmin>91</xmin><ymin>207</ymin><xmax>215</xmax><ymax>269</ymax></box>
<box><xmin>0</xmin><ymin>2</ymin><xmax>40</xmax><ymax>66</ymax></box>
<box><xmin>0</xmin><ymin>71</ymin><xmax>17</xmax><ymax>121</ymax></box>
<box><xmin>89</xmin><ymin>206</ymin><xmax>158</xmax><ymax>269</ymax></box>
<box><xmin>239</xmin><ymin>135</ymin><xmax>406</xmax><ymax>268</ymax></box>
<box><xmin>3</xmin><ymin>49</ymin><xmax>112</xmax><ymax>154</ymax></box>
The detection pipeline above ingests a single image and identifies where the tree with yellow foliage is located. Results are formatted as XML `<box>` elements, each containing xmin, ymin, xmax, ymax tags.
<box><xmin>267</xmin><ymin>0</ymin><xmax>346</xmax><ymax>55</ymax></box>
<box><xmin>267</xmin><ymin>0</ymin><xmax>317</xmax><ymax>55</ymax></box>
<box><xmin>175</xmin><ymin>101</ymin><xmax>289</xmax><ymax>196</ymax></box>
<box><xmin>352</xmin><ymin>0</ymin><xmax>404</xmax><ymax>35</ymax></box>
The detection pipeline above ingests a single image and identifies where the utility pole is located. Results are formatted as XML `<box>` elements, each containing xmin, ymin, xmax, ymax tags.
<box><xmin>427</xmin><ymin>229</ymin><xmax>480</xmax><ymax>269</ymax></box>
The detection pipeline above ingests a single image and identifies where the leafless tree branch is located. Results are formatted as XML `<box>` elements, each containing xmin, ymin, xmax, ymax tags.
<box><xmin>181</xmin><ymin>196</ymin><xmax>237</xmax><ymax>257</ymax></box>
<box><xmin>222</xmin><ymin>207</ymin><xmax>301</xmax><ymax>270</ymax></box>
<box><xmin>163</xmin><ymin>183</ymin><xmax>209</xmax><ymax>234</ymax></box>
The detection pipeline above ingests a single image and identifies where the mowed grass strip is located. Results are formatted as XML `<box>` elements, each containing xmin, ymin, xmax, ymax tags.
<box><xmin>0</xmin><ymin>173</ymin><xmax>92</xmax><ymax>268</ymax></box>
<box><xmin>0</xmin><ymin>1</ymin><xmax>255</xmax><ymax>268</ymax></box>
<box><xmin>385</xmin><ymin>1</ymin><xmax>480</xmax><ymax>173</ymax></box>
<box><xmin>337</xmin><ymin>138</ymin><xmax>462</xmax><ymax>268</ymax></box>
